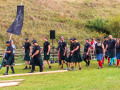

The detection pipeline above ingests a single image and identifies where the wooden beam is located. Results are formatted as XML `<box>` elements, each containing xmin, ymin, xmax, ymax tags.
<box><xmin>0</xmin><ymin>79</ymin><xmax>24</xmax><ymax>83</ymax></box>
<box><xmin>0</xmin><ymin>82</ymin><xmax>21</xmax><ymax>87</ymax></box>
<box><xmin>0</xmin><ymin>70</ymin><xmax>67</xmax><ymax>78</ymax></box>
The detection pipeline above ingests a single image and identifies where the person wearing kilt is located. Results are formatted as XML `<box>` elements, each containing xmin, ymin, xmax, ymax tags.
<box><xmin>102</xmin><ymin>36</ymin><xmax>110</xmax><ymax>64</ymax></box>
<box><xmin>59</xmin><ymin>36</ymin><xmax>67</xmax><ymax>69</ymax></box>
<box><xmin>106</xmin><ymin>35</ymin><xmax>117</xmax><ymax>66</ymax></box>
<box><xmin>83</xmin><ymin>39</ymin><xmax>91</xmax><ymax>67</ymax></box>
<box><xmin>23</xmin><ymin>38</ymin><xmax>32</xmax><ymax>70</ymax></box>
<box><xmin>29</xmin><ymin>40</ymin><xmax>43</xmax><ymax>73</ymax></box>
<box><xmin>71</xmin><ymin>38</ymin><xmax>83</xmax><ymax>71</ymax></box>
<box><xmin>3</xmin><ymin>41</ymin><xmax>15</xmax><ymax>75</ymax></box>
<box><xmin>116</xmin><ymin>38</ymin><xmax>120</xmax><ymax>67</ymax></box>
<box><xmin>41</xmin><ymin>37</ymin><xmax>51</xmax><ymax>69</ymax></box>
<box><xmin>65</xmin><ymin>38</ymin><xmax>75</xmax><ymax>70</ymax></box>
<box><xmin>93</xmin><ymin>39</ymin><xmax>105</xmax><ymax>69</ymax></box>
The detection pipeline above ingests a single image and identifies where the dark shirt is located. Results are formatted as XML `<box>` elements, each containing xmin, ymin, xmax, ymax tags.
<box><xmin>108</xmin><ymin>39</ymin><xmax>116</xmax><ymax>51</ymax></box>
<box><xmin>32</xmin><ymin>45</ymin><xmax>41</xmax><ymax>59</ymax></box>
<box><xmin>43</xmin><ymin>41</ymin><xmax>50</xmax><ymax>53</ymax></box>
<box><xmin>95</xmin><ymin>43</ymin><xmax>103</xmax><ymax>54</ymax></box>
<box><xmin>24</xmin><ymin>42</ymin><xmax>31</xmax><ymax>52</ymax></box>
<box><xmin>70</xmin><ymin>43</ymin><xmax>75</xmax><ymax>51</ymax></box>
<box><xmin>103</xmin><ymin>40</ymin><xmax>108</xmax><ymax>49</ymax></box>
<box><xmin>6</xmin><ymin>45</ymin><xmax>13</xmax><ymax>58</ymax></box>
<box><xmin>74</xmin><ymin>42</ymin><xmax>80</xmax><ymax>54</ymax></box>
<box><xmin>116</xmin><ymin>44</ymin><xmax>120</xmax><ymax>54</ymax></box>
<box><xmin>84</xmin><ymin>43</ymin><xmax>91</xmax><ymax>53</ymax></box>
<box><xmin>60</xmin><ymin>41</ymin><xmax>67</xmax><ymax>53</ymax></box>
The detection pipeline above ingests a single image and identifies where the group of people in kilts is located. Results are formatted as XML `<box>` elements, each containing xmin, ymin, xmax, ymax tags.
<box><xmin>2</xmin><ymin>34</ymin><xmax>120</xmax><ymax>75</ymax></box>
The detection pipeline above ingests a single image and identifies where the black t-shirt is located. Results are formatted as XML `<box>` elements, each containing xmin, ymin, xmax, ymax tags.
<box><xmin>84</xmin><ymin>43</ymin><xmax>91</xmax><ymax>52</ymax></box>
<box><xmin>116</xmin><ymin>44</ymin><xmax>120</xmax><ymax>54</ymax></box>
<box><xmin>25</xmin><ymin>42</ymin><xmax>31</xmax><ymax>52</ymax></box>
<box><xmin>60</xmin><ymin>41</ymin><xmax>67</xmax><ymax>53</ymax></box>
<box><xmin>108</xmin><ymin>39</ymin><xmax>117</xmax><ymax>51</ymax></box>
<box><xmin>74</xmin><ymin>42</ymin><xmax>80</xmax><ymax>54</ymax></box>
<box><xmin>70</xmin><ymin>43</ymin><xmax>75</xmax><ymax>51</ymax></box>
<box><xmin>43</xmin><ymin>41</ymin><xmax>50</xmax><ymax>53</ymax></box>
<box><xmin>95</xmin><ymin>43</ymin><xmax>103</xmax><ymax>54</ymax></box>
<box><xmin>6</xmin><ymin>45</ymin><xmax>13</xmax><ymax>58</ymax></box>
<box><xmin>103</xmin><ymin>40</ymin><xmax>108</xmax><ymax>49</ymax></box>
<box><xmin>32</xmin><ymin>45</ymin><xmax>41</xmax><ymax>59</ymax></box>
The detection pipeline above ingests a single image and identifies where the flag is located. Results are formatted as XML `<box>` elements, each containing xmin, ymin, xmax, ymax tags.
<box><xmin>7</xmin><ymin>5</ymin><xmax>24</xmax><ymax>35</ymax></box>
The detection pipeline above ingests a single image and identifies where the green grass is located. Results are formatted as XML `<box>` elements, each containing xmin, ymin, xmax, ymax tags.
<box><xmin>0</xmin><ymin>60</ymin><xmax>120</xmax><ymax>90</ymax></box>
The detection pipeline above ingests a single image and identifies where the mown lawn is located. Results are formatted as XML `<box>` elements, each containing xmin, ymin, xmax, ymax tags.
<box><xmin>0</xmin><ymin>60</ymin><xmax>120</xmax><ymax>90</ymax></box>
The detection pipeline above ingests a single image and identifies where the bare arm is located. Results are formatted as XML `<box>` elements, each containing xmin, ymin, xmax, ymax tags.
<box><xmin>32</xmin><ymin>50</ymin><xmax>39</xmax><ymax>58</ymax></box>
<box><xmin>29</xmin><ymin>46</ymin><xmax>32</xmax><ymax>56</ymax></box>
<box><xmin>87</xmin><ymin>47</ymin><xmax>90</xmax><ymax>54</ymax></box>
<box><xmin>71</xmin><ymin>46</ymin><xmax>79</xmax><ymax>53</ymax></box>
<box><xmin>102</xmin><ymin>44</ymin><xmax>105</xmax><ymax>54</ymax></box>
<box><xmin>47</xmin><ymin>45</ymin><xmax>50</xmax><ymax>55</ymax></box>
<box><xmin>64</xmin><ymin>46</ymin><xmax>67</xmax><ymax>56</ymax></box>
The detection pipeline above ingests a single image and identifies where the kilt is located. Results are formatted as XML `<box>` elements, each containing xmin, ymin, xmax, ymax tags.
<box><xmin>71</xmin><ymin>53</ymin><xmax>83</xmax><ymax>62</ymax></box>
<box><xmin>82</xmin><ymin>52</ymin><xmax>91</xmax><ymax>60</ymax></box>
<box><xmin>66</xmin><ymin>54</ymin><xmax>72</xmax><ymax>63</ymax></box>
<box><xmin>24</xmin><ymin>50</ymin><xmax>30</xmax><ymax>61</ymax></box>
<box><xmin>108</xmin><ymin>51</ymin><xmax>115</xmax><ymax>58</ymax></box>
<box><xmin>6</xmin><ymin>55</ymin><xmax>14</xmax><ymax>65</ymax></box>
<box><xmin>60</xmin><ymin>51</ymin><xmax>67</xmax><ymax>60</ymax></box>
<box><xmin>43</xmin><ymin>52</ymin><xmax>50</xmax><ymax>60</ymax></box>
<box><xmin>116</xmin><ymin>53</ymin><xmax>120</xmax><ymax>59</ymax></box>
<box><xmin>96</xmin><ymin>54</ymin><xmax>103</xmax><ymax>61</ymax></box>
<box><xmin>30</xmin><ymin>57</ymin><xmax>43</xmax><ymax>66</ymax></box>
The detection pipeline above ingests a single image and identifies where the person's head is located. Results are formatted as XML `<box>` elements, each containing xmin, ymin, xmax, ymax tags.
<box><xmin>97</xmin><ymin>38</ymin><xmax>101</xmax><ymax>43</ymax></box>
<box><xmin>85</xmin><ymin>39</ymin><xmax>89</xmax><ymax>43</ymax></box>
<box><xmin>92</xmin><ymin>38</ymin><xmax>95</xmax><ymax>41</ymax></box>
<box><xmin>44</xmin><ymin>37</ymin><xmax>48</xmax><ymax>42</ymax></box>
<box><xmin>70</xmin><ymin>38</ymin><xmax>74</xmax><ymax>43</ymax></box>
<box><xmin>6</xmin><ymin>41</ymin><xmax>11</xmax><ymax>46</ymax></box>
<box><xmin>25</xmin><ymin>38</ymin><xmax>29</xmax><ymax>42</ymax></box>
<box><xmin>11</xmin><ymin>40</ymin><xmax>14</xmax><ymax>45</ymax></box>
<box><xmin>108</xmin><ymin>35</ymin><xmax>112</xmax><ymax>40</ymax></box>
<box><xmin>32</xmin><ymin>40</ymin><xmax>38</xmax><ymax>46</ymax></box>
<box><xmin>73</xmin><ymin>38</ymin><xmax>77</xmax><ymax>43</ymax></box>
<box><xmin>60</xmin><ymin>36</ymin><xmax>64</xmax><ymax>41</ymax></box>
<box><xmin>104</xmin><ymin>36</ymin><xmax>108</xmax><ymax>41</ymax></box>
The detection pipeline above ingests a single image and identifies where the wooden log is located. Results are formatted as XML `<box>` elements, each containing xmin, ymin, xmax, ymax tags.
<box><xmin>0</xmin><ymin>79</ymin><xmax>24</xmax><ymax>83</ymax></box>
<box><xmin>0</xmin><ymin>82</ymin><xmax>21</xmax><ymax>87</ymax></box>
<box><xmin>0</xmin><ymin>70</ymin><xmax>67</xmax><ymax>78</ymax></box>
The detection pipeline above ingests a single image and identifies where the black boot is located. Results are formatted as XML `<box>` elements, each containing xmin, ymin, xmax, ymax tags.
<box><xmin>40</xmin><ymin>66</ymin><xmax>43</xmax><ymax>72</ymax></box>
<box><xmin>3</xmin><ymin>67</ymin><xmax>9</xmax><ymax>75</ymax></box>
<box><xmin>79</xmin><ymin>67</ymin><xmax>81</xmax><ymax>71</ymax></box>
<box><xmin>23</xmin><ymin>66</ymin><xmax>28</xmax><ymax>70</ymax></box>
<box><xmin>28</xmin><ymin>66</ymin><xmax>31</xmax><ymax>69</ymax></box>
<box><xmin>88</xmin><ymin>61</ymin><xmax>90</xmax><ymax>67</ymax></box>
<box><xmin>60</xmin><ymin>65</ymin><xmax>63</xmax><ymax>69</ymax></box>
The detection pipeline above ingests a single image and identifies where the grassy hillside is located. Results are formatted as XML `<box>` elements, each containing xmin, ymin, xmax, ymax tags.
<box><xmin>0</xmin><ymin>0</ymin><xmax>120</xmax><ymax>48</ymax></box>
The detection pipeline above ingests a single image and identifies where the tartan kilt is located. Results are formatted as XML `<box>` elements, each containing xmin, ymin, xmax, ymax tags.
<box><xmin>24</xmin><ymin>50</ymin><xmax>30</xmax><ymax>61</ymax></box>
<box><xmin>108</xmin><ymin>51</ymin><xmax>115</xmax><ymax>58</ymax></box>
<box><xmin>30</xmin><ymin>57</ymin><xmax>43</xmax><ymax>66</ymax></box>
<box><xmin>66</xmin><ymin>54</ymin><xmax>72</xmax><ymax>63</ymax></box>
<box><xmin>43</xmin><ymin>52</ymin><xmax>50</xmax><ymax>60</ymax></box>
<box><xmin>82</xmin><ymin>52</ymin><xmax>91</xmax><ymax>60</ymax></box>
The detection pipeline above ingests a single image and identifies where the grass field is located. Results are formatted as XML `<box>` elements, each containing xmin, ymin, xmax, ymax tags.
<box><xmin>0</xmin><ymin>60</ymin><xmax>120</xmax><ymax>90</ymax></box>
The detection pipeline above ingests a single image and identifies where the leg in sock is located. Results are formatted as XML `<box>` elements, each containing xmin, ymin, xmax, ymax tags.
<box><xmin>113</xmin><ymin>58</ymin><xmax>116</xmax><ymax>64</ymax></box>
<box><xmin>102</xmin><ymin>57</ymin><xmax>104</xmax><ymax>63</ymax></box>
<box><xmin>6</xmin><ymin>66</ymin><xmax>9</xmax><ymax>73</ymax></box>
<box><xmin>108</xmin><ymin>58</ymin><xmax>110</xmax><ymax>63</ymax></box>
<box><xmin>110</xmin><ymin>58</ymin><xmax>113</xmax><ymax>65</ymax></box>
<box><xmin>11</xmin><ymin>66</ymin><xmax>15</xmax><ymax>73</ymax></box>
<box><xmin>117</xmin><ymin>59</ymin><xmax>119</xmax><ymax>66</ymax></box>
<box><xmin>88</xmin><ymin>60</ymin><xmax>90</xmax><ymax>66</ymax></box>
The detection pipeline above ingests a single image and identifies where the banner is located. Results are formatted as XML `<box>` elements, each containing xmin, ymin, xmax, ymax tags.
<box><xmin>7</xmin><ymin>5</ymin><xmax>24</xmax><ymax>35</ymax></box>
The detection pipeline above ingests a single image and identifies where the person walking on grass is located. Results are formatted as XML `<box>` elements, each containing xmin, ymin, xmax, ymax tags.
<box><xmin>3</xmin><ymin>41</ymin><xmax>15</xmax><ymax>75</ymax></box>
<box><xmin>102</xmin><ymin>36</ymin><xmax>110</xmax><ymax>64</ymax></box>
<box><xmin>41</xmin><ymin>37</ymin><xmax>51</xmax><ymax>69</ymax></box>
<box><xmin>116</xmin><ymin>38</ymin><xmax>120</xmax><ymax>67</ymax></box>
<box><xmin>66</xmin><ymin>38</ymin><xmax>75</xmax><ymax>70</ymax></box>
<box><xmin>29</xmin><ymin>40</ymin><xmax>43</xmax><ymax>73</ymax></box>
<box><xmin>71</xmin><ymin>38</ymin><xmax>83</xmax><ymax>71</ymax></box>
<box><xmin>93</xmin><ymin>39</ymin><xmax>105</xmax><ymax>69</ymax></box>
<box><xmin>83</xmin><ymin>39</ymin><xmax>91</xmax><ymax>67</ymax></box>
<box><xmin>106</xmin><ymin>35</ymin><xmax>117</xmax><ymax>66</ymax></box>
<box><xmin>11</xmin><ymin>40</ymin><xmax>16</xmax><ymax>65</ymax></box>
<box><xmin>59</xmin><ymin>36</ymin><xmax>67</xmax><ymax>69</ymax></box>
<box><xmin>23</xmin><ymin>38</ymin><xmax>32</xmax><ymax>70</ymax></box>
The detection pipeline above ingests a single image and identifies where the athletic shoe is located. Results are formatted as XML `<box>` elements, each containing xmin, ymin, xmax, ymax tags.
<box><xmin>116</xmin><ymin>66</ymin><xmax>118</xmax><ymax>68</ymax></box>
<box><xmin>49</xmin><ymin>66</ymin><xmax>52</xmax><ymax>69</ymax></box>
<box><xmin>3</xmin><ymin>72</ymin><xmax>8</xmax><ymax>75</ymax></box>
<box><xmin>29</xmin><ymin>70</ymin><xmax>34</xmax><ymax>73</ymax></box>
<box><xmin>108</xmin><ymin>64</ymin><xmax>112</xmax><ymax>66</ymax></box>
<box><xmin>98</xmin><ymin>66</ymin><xmax>101</xmax><ymax>69</ymax></box>
<box><xmin>74</xmin><ymin>68</ymin><xmax>77</xmax><ymax>70</ymax></box>
<box><xmin>65</xmin><ymin>67</ymin><xmax>70</xmax><ymax>70</ymax></box>
<box><xmin>12</xmin><ymin>72</ymin><xmax>15</xmax><ymax>74</ymax></box>
<box><xmin>113</xmin><ymin>63</ymin><xmax>116</xmax><ymax>65</ymax></box>
<box><xmin>102</xmin><ymin>62</ymin><xmax>104</xmax><ymax>64</ymax></box>
<box><xmin>23</xmin><ymin>66</ymin><xmax>28</xmax><ymax>70</ymax></box>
